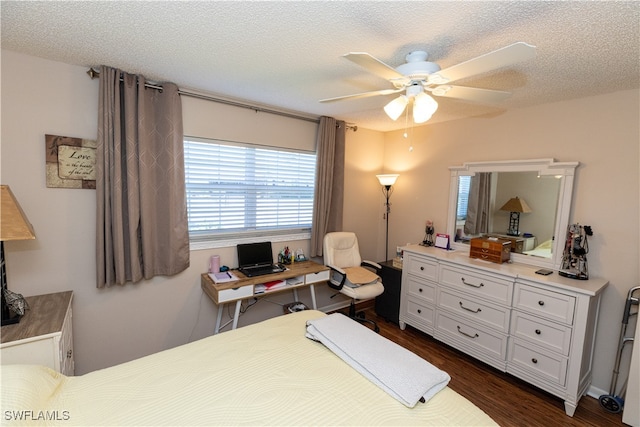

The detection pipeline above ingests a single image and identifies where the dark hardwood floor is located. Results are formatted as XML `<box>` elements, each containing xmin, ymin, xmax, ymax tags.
<box><xmin>352</xmin><ymin>305</ymin><xmax>625</xmax><ymax>426</ymax></box>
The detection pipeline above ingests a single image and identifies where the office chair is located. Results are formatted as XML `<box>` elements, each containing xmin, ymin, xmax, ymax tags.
<box><xmin>323</xmin><ymin>232</ymin><xmax>384</xmax><ymax>332</ymax></box>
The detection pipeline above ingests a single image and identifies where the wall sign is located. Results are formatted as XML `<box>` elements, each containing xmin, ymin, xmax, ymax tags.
<box><xmin>45</xmin><ymin>134</ymin><xmax>96</xmax><ymax>189</ymax></box>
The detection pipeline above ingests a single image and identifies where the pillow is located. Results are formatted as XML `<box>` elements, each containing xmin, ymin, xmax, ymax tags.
<box><xmin>1</xmin><ymin>365</ymin><xmax>65</xmax><ymax>418</ymax></box>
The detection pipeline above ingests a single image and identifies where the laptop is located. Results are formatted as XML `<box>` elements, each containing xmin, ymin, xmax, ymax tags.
<box><xmin>237</xmin><ymin>241</ymin><xmax>286</xmax><ymax>277</ymax></box>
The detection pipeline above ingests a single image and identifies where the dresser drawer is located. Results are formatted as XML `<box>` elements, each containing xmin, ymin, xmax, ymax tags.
<box><xmin>509</xmin><ymin>339</ymin><xmax>568</xmax><ymax>386</ymax></box>
<box><xmin>405</xmin><ymin>298</ymin><xmax>435</xmax><ymax>330</ymax></box>
<box><xmin>511</xmin><ymin>311</ymin><xmax>572</xmax><ymax>356</ymax></box>
<box><xmin>439</xmin><ymin>264</ymin><xmax>513</xmax><ymax>305</ymax></box>
<box><xmin>435</xmin><ymin>311</ymin><xmax>508</xmax><ymax>362</ymax></box>
<box><xmin>438</xmin><ymin>288</ymin><xmax>511</xmax><ymax>333</ymax></box>
<box><xmin>405</xmin><ymin>275</ymin><xmax>436</xmax><ymax>304</ymax></box>
<box><xmin>405</xmin><ymin>254</ymin><xmax>438</xmax><ymax>281</ymax></box>
<box><xmin>514</xmin><ymin>283</ymin><xmax>576</xmax><ymax>325</ymax></box>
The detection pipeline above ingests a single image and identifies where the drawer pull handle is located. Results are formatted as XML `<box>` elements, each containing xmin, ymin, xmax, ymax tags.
<box><xmin>531</xmin><ymin>358</ymin><xmax>538</xmax><ymax>364</ymax></box>
<box><xmin>67</xmin><ymin>349</ymin><xmax>72</xmax><ymax>359</ymax></box>
<box><xmin>459</xmin><ymin>302</ymin><xmax>482</xmax><ymax>313</ymax></box>
<box><xmin>419</xmin><ymin>288</ymin><xmax>423</xmax><ymax>293</ymax></box>
<box><xmin>538</xmin><ymin>300</ymin><xmax>545</xmax><ymax>306</ymax></box>
<box><xmin>420</xmin><ymin>266</ymin><xmax>425</xmax><ymax>271</ymax></box>
<box><xmin>461</xmin><ymin>278</ymin><xmax>484</xmax><ymax>288</ymax></box>
<box><xmin>535</xmin><ymin>329</ymin><xmax>541</xmax><ymax>335</ymax></box>
<box><xmin>417</xmin><ymin>309</ymin><xmax>422</xmax><ymax>314</ymax></box>
<box><xmin>456</xmin><ymin>326</ymin><xmax>479</xmax><ymax>339</ymax></box>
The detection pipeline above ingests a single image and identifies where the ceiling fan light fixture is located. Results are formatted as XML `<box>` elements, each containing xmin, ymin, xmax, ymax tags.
<box><xmin>413</xmin><ymin>92</ymin><xmax>438</xmax><ymax>123</ymax></box>
<box><xmin>384</xmin><ymin>95</ymin><xmax>408</xmax><ymax>121</ymax></box>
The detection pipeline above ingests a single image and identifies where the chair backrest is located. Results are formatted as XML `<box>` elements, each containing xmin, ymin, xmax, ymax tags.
<box><xmin>323</xmin><ymin>232</ymin><xmax>363</xmax><ymax>269</ymax></box>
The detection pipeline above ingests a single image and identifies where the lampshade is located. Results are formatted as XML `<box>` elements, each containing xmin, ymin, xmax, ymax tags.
<box><xmin>499</xmin><ymin>197</ymin><xmax>532</xmax><ymax>213</ymax></box>
<box><xmin>376</xmin><ymin>174</ymin><xmax>399</xmax><ymax>187</ymax></box>
<box><xmin>383</xmin><ymin>96</ymin><xmax>408</xmax><ymax>121</ymax></box>
<box><xmin>413</xmin><ymin>92</ymin><xmax>439</xmax><ymax>124</ymax></box>
<box><xmin>0</xmin><ymin>185</ymin><xmax>36</xmax><ymax>242</ymax></box>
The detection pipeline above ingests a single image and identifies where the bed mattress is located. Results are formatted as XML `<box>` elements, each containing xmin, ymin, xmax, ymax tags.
<box><xmin>1</xmin><ymin>310</ymin><xmax>497</xmax><ymax>426</ymax></box>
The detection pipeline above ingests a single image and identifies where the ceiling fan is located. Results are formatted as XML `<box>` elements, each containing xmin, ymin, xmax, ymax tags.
<box><xmin>320</xmin><ymin>42</ymin><xmax>536</xmax><ymax>123</ymax></box>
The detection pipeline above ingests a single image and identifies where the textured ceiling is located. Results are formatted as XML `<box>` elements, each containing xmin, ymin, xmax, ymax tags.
<box><xmin>2</xmin><ymin>1</ymin><xmax>639</xmax><ymax>132</ymax></box>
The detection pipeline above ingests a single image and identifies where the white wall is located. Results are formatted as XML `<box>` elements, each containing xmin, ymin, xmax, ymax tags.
<box><xmin>381</xmin><ymin>89</ymin><xmax>640</xmax><ymax>394</ymax></box>
<box><xmin>0</xmin><ymin>50</ymin><xmax>358</xmax><ymax>374</ymax></box>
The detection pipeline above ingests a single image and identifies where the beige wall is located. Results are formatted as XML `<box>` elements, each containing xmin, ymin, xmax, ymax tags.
<box><xmin>2</xmin><ymin>50</ymin><xmax>639</xmax><ymax>397</ymax></box>
<box><xmin>343</xmin><ymin>127</ymin><xmax>386</xmax><ymax>261</ymax></box>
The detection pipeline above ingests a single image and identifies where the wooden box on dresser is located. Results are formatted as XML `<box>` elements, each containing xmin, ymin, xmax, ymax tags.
<box><xmin>0</xmin><ymin>291</ymin><xmax>74</xmax><ymax>375</ymax></box>
<box><xmin>399</xmin><ymin>245</ymin><xmax>608</xmax><ymax>417</ymax></box>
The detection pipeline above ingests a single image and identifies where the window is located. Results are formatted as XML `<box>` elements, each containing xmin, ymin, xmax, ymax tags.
<box><xmin>456</xmin><ymin>175</ymin><xmax>471</xmax><ymax>220</ymax></box>
<box><xmin>184</xmin><ymin>138</ymin><xmax>316</xmax><ymax>246</ymax></box>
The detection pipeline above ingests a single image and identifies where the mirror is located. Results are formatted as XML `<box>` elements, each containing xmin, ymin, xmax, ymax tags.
<box><xmin>446</xmin><ymin>159</ymin><xmax>578</xmax><ymax>269</ymax></box>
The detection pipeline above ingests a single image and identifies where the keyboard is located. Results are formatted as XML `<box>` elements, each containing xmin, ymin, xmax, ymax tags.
<box><xmin>240</xmin><ymin>264</ymin><xmax>285</xmax><ymax>277</ymax></box>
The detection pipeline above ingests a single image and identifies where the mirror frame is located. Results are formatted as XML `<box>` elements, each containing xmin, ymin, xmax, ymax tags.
<box><xmin>446</xmin><ymin>158</ymin><xmax>579</xmax><ymax>270</ymax></box>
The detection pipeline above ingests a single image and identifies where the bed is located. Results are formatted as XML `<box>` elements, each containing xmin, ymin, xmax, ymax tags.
<box><xmin>523</xmin><ymin>239</ymin><xmax>553</xmax><ymax>258</ymax></box>
<box><xmin>1</xmin><ymin>310</ymin><xmax>497</xmax><ymax>426</ymax></box>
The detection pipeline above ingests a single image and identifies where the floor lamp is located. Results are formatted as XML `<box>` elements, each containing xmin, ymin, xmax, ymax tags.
<box><xmin>1</xmin><ymin>185</ymin><xmax>36</xmax><ymax>325</ymax></box>
<box><xmin>376</xmin><ymin>174</ymin><xmax>399</xmax><ymax>262</ymax></box>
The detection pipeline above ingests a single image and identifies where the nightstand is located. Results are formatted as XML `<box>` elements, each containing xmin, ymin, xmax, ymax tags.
<box><xmin>374</xmin><ymin>260</ymin><xmax>401</xmax><ymax>324</ymax></box>
<box><xmin>0</xmin><ymin>291</ymin><xmax>74</xmax><ymax>375</ymax></box>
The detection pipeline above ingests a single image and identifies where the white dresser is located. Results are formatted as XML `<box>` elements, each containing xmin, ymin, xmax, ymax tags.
<box><xmin>1</xmin><ymin>291</ymin><xmax>74</xmax><ymax>375</ymax></box>
<box><xmin>399</xmin><ymin>245</ymin><xmax>607</xmax><ymax>417</ymax></box>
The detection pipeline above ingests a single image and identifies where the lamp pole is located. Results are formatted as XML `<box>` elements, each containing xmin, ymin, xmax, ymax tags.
<box><xmin>382</xmin><ymin>185</ymin><xmax>392</xmax><ymax>261</ymax></box>
<box><xmin>376</xmin><ymin>174</ymin><xmax>399</xmax><ymax>262</ymax></box>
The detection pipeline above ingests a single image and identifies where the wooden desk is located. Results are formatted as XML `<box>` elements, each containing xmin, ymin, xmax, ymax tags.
<box><xmin>201</xmin><ymin>260</ymin><xmax>329</xmax><ymax>333</ymax></box>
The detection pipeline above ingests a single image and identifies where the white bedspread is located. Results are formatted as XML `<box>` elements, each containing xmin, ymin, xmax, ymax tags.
<box><xmin>1</xmin><ymin>310</ymin><xmax>498</xmax><ymax>426</ymax></box>
<box><xmin>306</xmin><ymin>313</ymin><xmax>450</xmax><ymax>407</ymax></box>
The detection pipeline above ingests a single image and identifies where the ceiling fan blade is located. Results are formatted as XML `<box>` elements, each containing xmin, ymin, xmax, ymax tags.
<box><xmin>343</xmin><ymin>52</ymin><xmax>405</xmax><ymax>81</ymax></box>
<box><xmin>430</xmin><ymin>42</ymin><xmax>536</xmax><ymax>84</ymax></box>
<box><xmin>319</xmin><ymin>88</ymin><xmax>403</xmax><ymax>103</ymax></box>
<box><xmin>431</xmin><ymin>85</ymin><xmax>512</xmax><ymax>103</ymax></box>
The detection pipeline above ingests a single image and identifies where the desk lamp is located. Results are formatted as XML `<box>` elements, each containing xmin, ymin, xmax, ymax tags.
<box><xmin>1</xmin><ymin>185</ymin><xmax>36</xmax><ymax>325</ymax></box>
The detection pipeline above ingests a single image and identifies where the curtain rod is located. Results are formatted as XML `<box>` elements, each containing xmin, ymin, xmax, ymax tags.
<box><xmin>87</xmin><ymin>68</ymin><xmax>357</xmax><ymax>131</ymax></box>
<box><xmin>86</xmin><ymin>68</ymin><xmax>315</xmax><ymax>124</ymax></box>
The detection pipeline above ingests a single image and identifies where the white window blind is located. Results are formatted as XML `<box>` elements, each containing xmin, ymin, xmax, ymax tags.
<box><xmin>456</xmin><ymin>175</ymin><xmax>471</xmax><ymax>220</ymax></box>
<box><xmin>184</xmin><ymin>138</ymin><xmax>316</xmax><ymax>242</ymax></box>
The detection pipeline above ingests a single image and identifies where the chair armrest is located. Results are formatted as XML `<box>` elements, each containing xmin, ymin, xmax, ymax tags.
<box><xmin>361</xmin><ymin>260</ymin><xmax>382</xmax><ymax>272</ymax></box>
<box><xmin>327</xmin><ymin>265</ymin><xmax>347</xmax><ymax>290</ymax></box>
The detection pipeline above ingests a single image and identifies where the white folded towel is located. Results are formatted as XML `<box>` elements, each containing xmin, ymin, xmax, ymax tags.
<box><xmin>306</xmin><ymin>313</ymin><xmax>450</xmax><ymax>408</ymax></box>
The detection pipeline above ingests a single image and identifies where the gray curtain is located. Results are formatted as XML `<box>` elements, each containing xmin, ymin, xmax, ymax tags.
<box><xmin>310</xmin><ymin>117</ymin><xmax>345</xmax><ymax>257</ymax></box>
<box><xmin>464</xmin><ymin>172</ymin><xmax>491</xmax><ymax>235</ymax></box>
<box><xmin>96</xmin><ymin>66</ymin><xmax>190</xmax><ymax>288</ymax></box>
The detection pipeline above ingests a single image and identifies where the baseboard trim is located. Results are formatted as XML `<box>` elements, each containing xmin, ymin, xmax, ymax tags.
<box><xmin>586</xmin><ymin>384</ymin><xmax>608</xmax><ymax>400</ymax></box>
